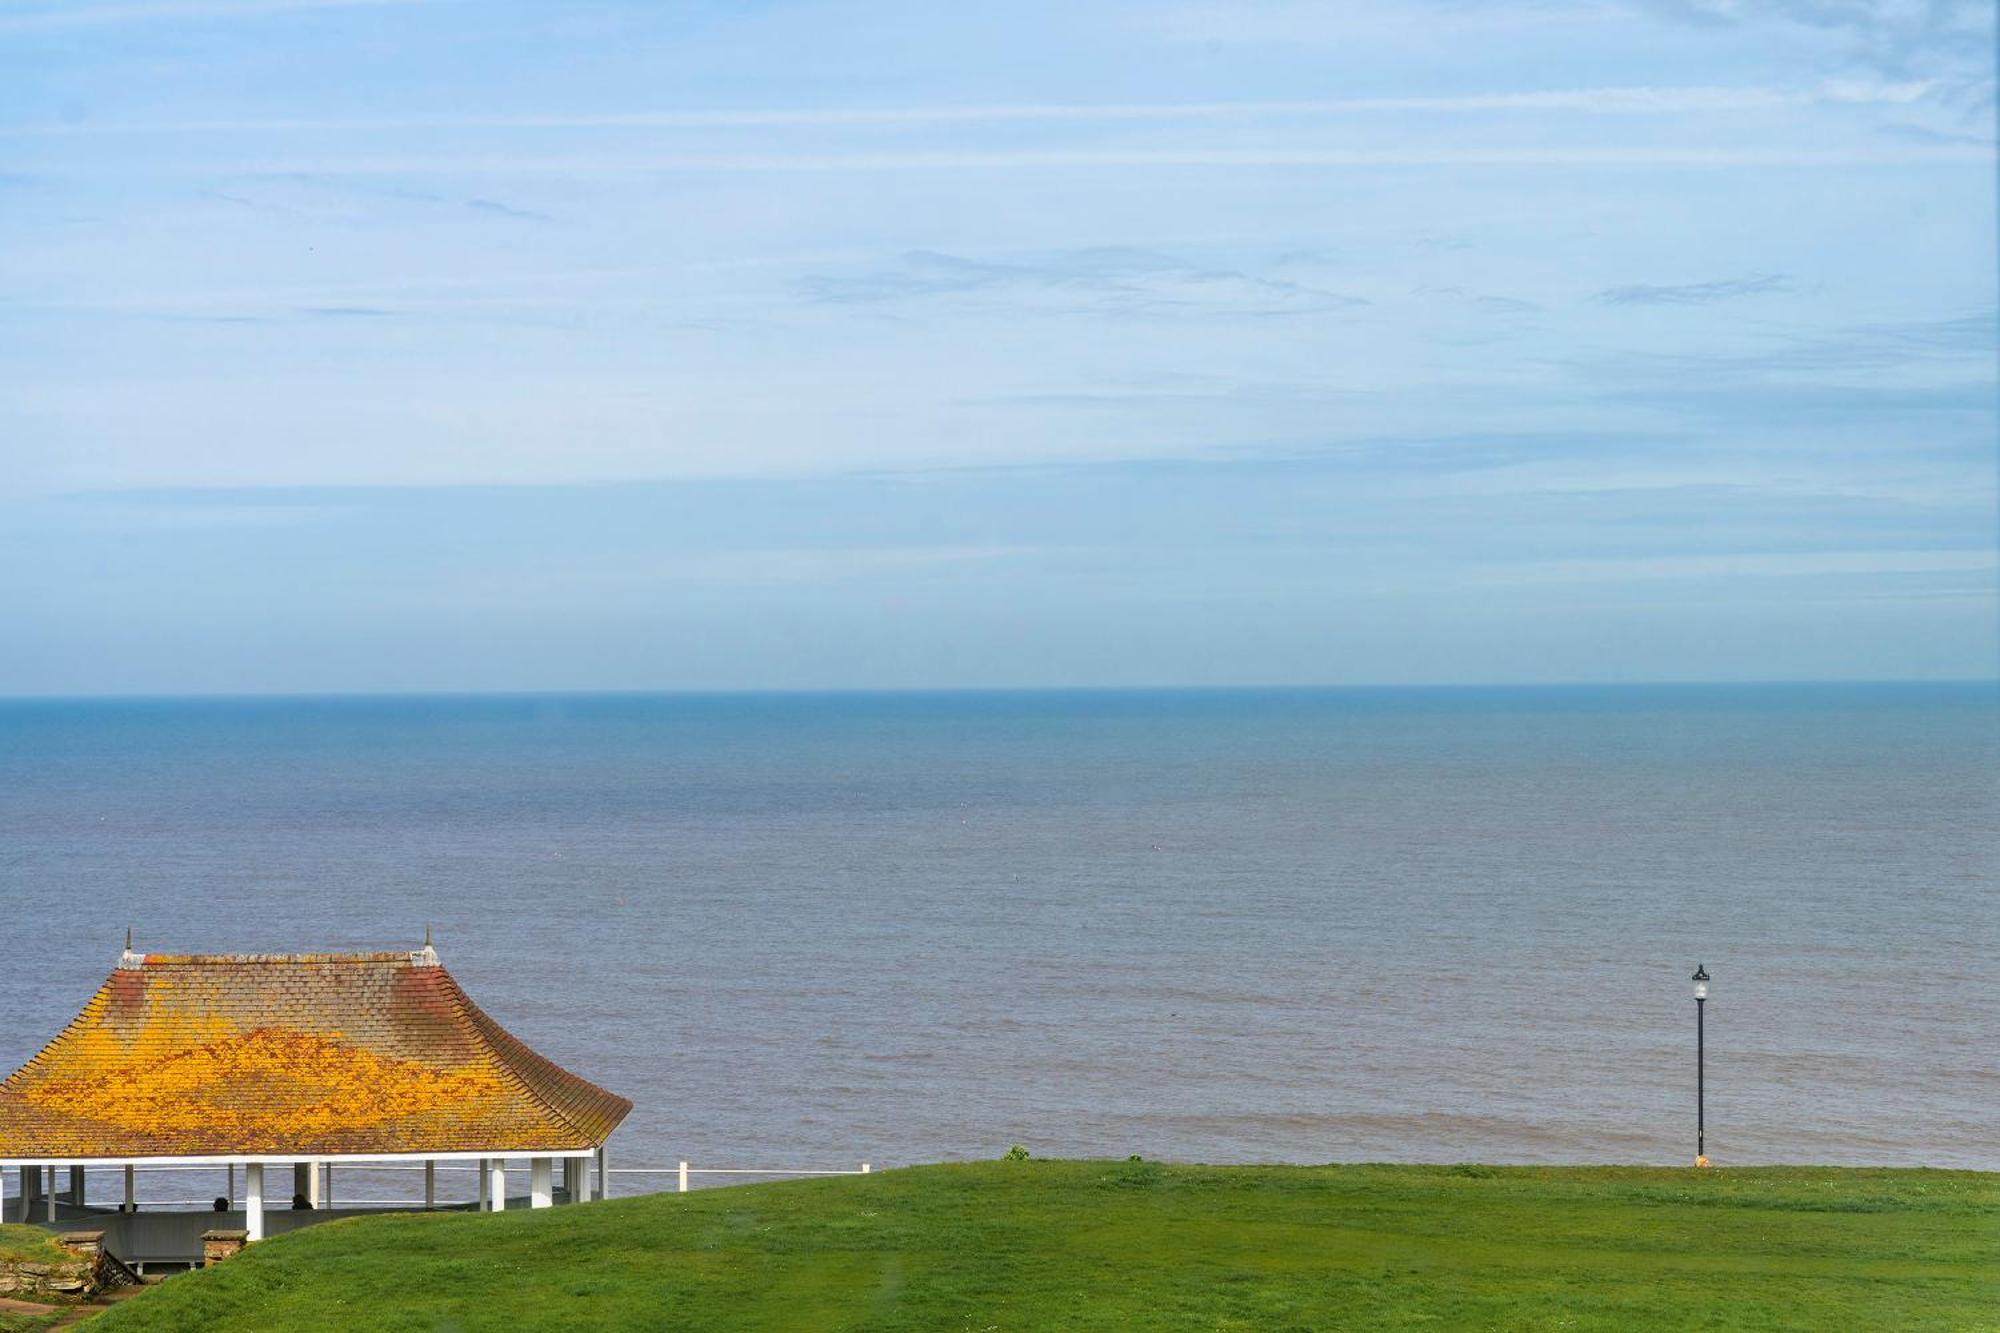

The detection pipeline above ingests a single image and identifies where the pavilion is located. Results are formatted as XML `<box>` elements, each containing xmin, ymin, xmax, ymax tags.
<box><xmin>0</xmin><ymin>937</ymin><xmax>629</xmax><ymax>1268</ymax></box>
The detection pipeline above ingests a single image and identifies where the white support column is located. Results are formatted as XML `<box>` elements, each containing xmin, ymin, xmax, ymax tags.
<box><xmin>424</xmin><ymin>1160</ymin><xmax>436</xmax><ymax>1210</ymax></box>
<box><xmin>45</xmin><ymin>1166</ymin><xmax>56</xmax><ymax>1223</ymax></box>
<box><xmin>244</xmin><ymin>1162</ymin><xmax>265</xmax><ymax>1242</ymax></box>
<box><xmin>227</xmin><ymin>1163</ymin><xmax>236</xmax><ymax>1206</ymax></box>
<box><xmin>572</xmin><ymin>1156</ymin><xmax>591</xmax><ymax>1203</ymax></box>
<box><xmin>477</xmin><ymin>1159</ymin><xmax>489</xmax><ymax>1211</ymax></box>
<box><xmin>487</xmin><ymin>1158</ymin><xmax>507</xmax><ymax>1212</ymax></box>
<box><xmin>530</xmin><ymin>1157</ymin><xmax>552</xmax><ymax>1209</ymax></box>
<box><xmin>1</xmin><ymin>1164</ymin><xmax>7</xmax><ymax>1225</ymax></box>
<box><xmin>70</xmin><ymin>1165</ymin><xmax>86</xmax><ymax>1206</ymax></box>
<box><xmin>123</xmin><ymin>1164</ymin><xmax>135</xmax><ymax>1213</ymax></box>
<box><xmin>677</xmin><ymin>1160</ymin><xmax>688</xmax><ymax>1194</ymax></box>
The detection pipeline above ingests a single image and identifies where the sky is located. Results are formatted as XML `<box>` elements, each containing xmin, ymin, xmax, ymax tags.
<box><xmin>1</xmin><ymin>0</ymin><xmax>1995</xmax><ymax>694</ymax></box>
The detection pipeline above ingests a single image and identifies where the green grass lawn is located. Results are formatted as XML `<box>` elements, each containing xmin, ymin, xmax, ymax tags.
<box><xmin>88</xmin><ymin>1161</ymin><xmax>1997</xmax><ymax>1331</ymax></box>
<box><xmin>0</xmin><ymin>1225</ymin><xmax>73</xmax><ymax>1269</ymax></box>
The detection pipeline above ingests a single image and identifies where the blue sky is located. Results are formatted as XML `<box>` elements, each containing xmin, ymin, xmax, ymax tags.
<box><xmin>2</xmin><ymin>0</ymin><xmax>1994</xmax><ymax>693</ymax></box>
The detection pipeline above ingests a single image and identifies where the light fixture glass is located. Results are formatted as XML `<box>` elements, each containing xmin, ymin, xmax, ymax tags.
<box><xmin>1692</xmin><ymin>963</ymin><xmax>1710</xmax><ymax>1001</ymax></box>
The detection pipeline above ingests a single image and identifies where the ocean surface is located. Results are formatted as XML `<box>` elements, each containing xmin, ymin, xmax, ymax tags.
<box><xmin>1</xmin><ymin>684</ymin><xmax>1994</xmax><ymax>1198</ymax></box>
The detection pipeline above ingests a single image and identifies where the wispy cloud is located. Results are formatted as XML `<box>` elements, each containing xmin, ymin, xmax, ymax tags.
<box><xmin>1418</xmin><ymin>285</ymin><xmax>1542</xmax><ymax>314</ymax></box>
<box><xmin>1589</xmin><ymin>309</ymin><xmax>1998</xmax><ymax>373</ymax></box>
<box><xmin>1635</xmin><ymin>0</ymin><xmax>1995</xmax><ymax>85</ymax></box>
<box><xmin>798</xmin><ymin>249</ymin><xmax>1369</xmax><ymax>319</ymax></box>
<box><xmin>465</xmin><ymin>197</ymin><xmax>551</xmax><ymax>222</ymax></box>
<box><xmin>20</xmin><ymin>146</ymin><xmax>1991</xmax><ymax>177</ymax></box>
<box><xmin>0</xmin><ymin>0</ymin><xmax>446</xmax><ymax>32</ymax></box>
<box><xmin>269</xmin><ymin>176</ymin><xmax>556</xmax><ymax>221</ymax></box>
<box><xmin>1875</xmin><ymin>121</ymin><xmax>1997</xmax><ymax>148</ymax></box>
<box><xmin>1596</xmin><ymin>273</ymin><xmax>1790</xmax><ymax>305</ymax></box>
<box><xmin>1478</xmin><ymin>548</ymin><xmax>1997</xmax><ymax>585</ymax></box>
<box><xmin>1567</xmin><ymin>311</ymin><xmax>2000</xmax><ymax>428</ymax></box>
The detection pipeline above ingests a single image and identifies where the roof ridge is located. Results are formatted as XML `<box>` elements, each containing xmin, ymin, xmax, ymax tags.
<box><xmin>136</xmin><ymin>952</ymin><xmax>416</xmax><ymax>965</ymax></box>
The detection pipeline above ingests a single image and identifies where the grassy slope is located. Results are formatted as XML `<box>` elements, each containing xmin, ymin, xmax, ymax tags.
<box><xmin>0</xmin><ymin>1227</ymin><xmax>71</xmax><ymax>1268</ymax></box>
<box><xmin>90</xmin><ymin>1162</ymin><xmax>1997</xmax><ymax>1331</ymax></box>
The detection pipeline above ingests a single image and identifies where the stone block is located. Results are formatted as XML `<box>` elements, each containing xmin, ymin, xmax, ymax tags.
<box><xmin>202</xmin><ymin>1229</ymin><xmax>249</xmax><ymax>1265</ymax></box>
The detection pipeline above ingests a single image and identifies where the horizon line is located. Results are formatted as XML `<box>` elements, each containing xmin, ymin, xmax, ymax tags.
<box><xmin>1</xmin><ymin>678</ymin><xmax>1993</xmax><ymax>706</ymax></box>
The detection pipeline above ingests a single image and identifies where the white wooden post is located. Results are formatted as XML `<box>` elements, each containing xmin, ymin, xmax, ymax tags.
<box><xmin>862</xmin><ymin>1163</ymin><xmax>871</xmax><ymax>1174</ymax></box>
<box><xmin>477</xmin><ymin>1159</ymin><xmax>489</xmax><ymax>1211</ymax></box>
<box><xmin>530</xmin><ymin>1158</ymin><xmax>552</xmax><ymax>1209</ymax></box>
<box><xmin>677</xmin><ymin>1160</ymin><xmax>688</xmax><ymax>1193</ymax></box>
<box><xmin>123</xmin><ymin>1164</ymin><xmax>135</xmax><ymax>1212</ymax></box>
<box><xmin>15</xmin><ymin>1167</ymin><xmax>30</xmax><ymax>1223</ymax></box>
<box><xmin>424</xmin><ymin>1160</ymin><xmax>436</xmax><ymax>1210</ymax></box>
<box><xmin>244</xmin><ymin>1162</ymin><xmax>264</xmax><ymax>1242</ymax></box>
<box><xmin>487</xmin><ymin>1158</ymin><xmax>506</xmax><ymax>1212</ymax></box>
<box><xmin>70</xmin><ymin>1165</ymin><xmax>86</xmax><ymax>1206</ymax></box>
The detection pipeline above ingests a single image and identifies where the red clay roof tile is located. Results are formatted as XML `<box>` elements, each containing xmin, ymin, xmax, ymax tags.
<box><xmin>0</xmin><ymin>952</ymin><xmax>630</xmax><ymax>1158</ymax></box>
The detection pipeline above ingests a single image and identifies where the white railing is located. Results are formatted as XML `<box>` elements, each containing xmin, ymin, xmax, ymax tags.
<box><xmin>12</xmin><ymin>1159</ymin><xmax>876</xmax><ymax>1213</ymax></box>
<box><xmin>617</xmin><ymin>1162</ymin><xmax>872</xmax><ymax>1193</ymax></box>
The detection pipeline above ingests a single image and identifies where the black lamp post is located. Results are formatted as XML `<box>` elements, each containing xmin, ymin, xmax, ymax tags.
<box><xmin>1691</xmin><ymin>963</ymin><xmax>1710</xmax><ymax>1166</ymax></box>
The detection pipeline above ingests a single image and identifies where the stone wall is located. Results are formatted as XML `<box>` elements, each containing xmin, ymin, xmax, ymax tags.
<box><xmin>0</xmin><ymin>1236</ymin><xmax>96</xmax><ymax>1298</ymax></box>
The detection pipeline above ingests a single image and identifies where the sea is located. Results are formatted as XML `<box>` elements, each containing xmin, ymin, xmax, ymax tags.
<box><xmin>1</xmin><ymin>683</ymin><xmax>1994</xmax><ymax>1200</ymax></box>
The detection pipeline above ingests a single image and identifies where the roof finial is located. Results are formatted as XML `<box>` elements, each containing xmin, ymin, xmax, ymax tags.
<box><xmin>119</xmin><ymin>927</ymin><xmax>143</xmax><ymax>970</ymax></box>
<box><xmin>412</xmin><ymin>927</ymin><xmax>439</xmax><ymax>968</ymax></box>
<box><xmin>424</xmin><ymin>923</ymin><xmax>432</xmax><ymax>947</ymax></box>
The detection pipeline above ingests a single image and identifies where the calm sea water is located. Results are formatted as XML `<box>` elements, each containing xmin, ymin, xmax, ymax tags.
<box><xmin>1</xmin><ymin>684</ymin><xmax>1994</xmax><ymax>1189</ymax></box>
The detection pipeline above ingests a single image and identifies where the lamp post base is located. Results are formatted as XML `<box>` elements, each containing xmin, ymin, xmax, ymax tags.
<box><xmin>1694</xmin><ymin>1156</ymin><xmax>1711</xmax><ymax>1168</ymax></box>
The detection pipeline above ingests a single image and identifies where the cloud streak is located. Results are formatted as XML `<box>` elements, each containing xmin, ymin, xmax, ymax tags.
<box><xmin>798</xmin><ymin>249</ymin><xmax>1369</xmax><ymax>319</ymax></box>
<box><xmin>0</xmin><ymin>81</ymin><xmax>1937</xmax><ymax>136</ymax></box>
<box><xmin>1596</xmin><ymin>273</ymin><xmax>1790</xmax><ymax>305</ymax></box>
<box><xmin>0</xmin><ymin>0</ymin><xmax>447</xmax><ymax>32</ymax></box>
<box><xmin>16</xmin><ymin>146</ymin><xmax>1990</xmax><ymax>177</ymax></box>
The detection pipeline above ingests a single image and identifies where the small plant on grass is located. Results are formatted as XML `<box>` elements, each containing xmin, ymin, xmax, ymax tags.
<box><xmin>1001</xmin><ymin>1145</ymin><xmax>1030</xmax><ymax>1162</ymax></box>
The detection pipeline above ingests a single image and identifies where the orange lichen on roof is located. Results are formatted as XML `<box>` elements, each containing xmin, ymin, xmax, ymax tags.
<box><xmin>0</xmin><ymin>952</ymin><xmax>630</xmax><ymax>1159</ymax></box>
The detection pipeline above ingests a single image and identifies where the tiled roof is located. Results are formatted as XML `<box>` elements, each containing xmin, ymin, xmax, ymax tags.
<box><xmin>0</xmin><ymin>951</ymin><xmax>630</xmax><ymax>1159</ymax></box>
